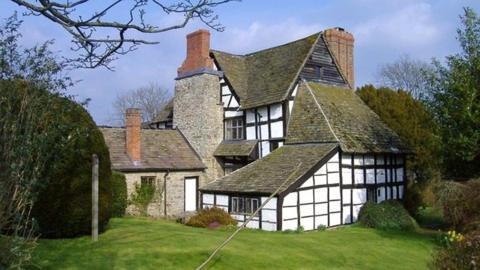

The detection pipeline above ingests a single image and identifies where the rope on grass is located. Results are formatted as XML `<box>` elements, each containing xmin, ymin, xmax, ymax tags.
<box><xmin>195</xmin><ymin>162</ymin><xmax>303</xmax><ymax>270</ymax></box>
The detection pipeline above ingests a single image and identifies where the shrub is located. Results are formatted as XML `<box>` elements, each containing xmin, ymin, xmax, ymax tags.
<box><xmin>186</xmin><ymin>207</ymin><xmax>237</xmax><ymax>228</ymax></box>
<box><xmin>430</xmin><ymin>230</ymin><xmax>480</xmax><ymax>270</ymax></box>
<box><xmin>29</xmin><ymin>89</ymin><xmax>113</xmax><ymax>238</ymax></box>
<box><xmin>111</xmin><ymin>172</ymin><xmax>128</xmax><ymax>217</ymax></box>
<box><xmin>317</xmin><ymin>225</ymin><xmax>327</xmax><ymax>231</ymax></box>
<box><xmin>358</xmin><ymin>200</ymin><xmax>417</xmax><ymax>231</ymax></box>
<box><xmin>129</xmin><ymin>183</ymin><xmax>156</xmax><ymax>216</ymax></box>
<box><xmin>433</xmin><ymin>179</ymin><xmax>480</xmax><ymax>231</ymax></box>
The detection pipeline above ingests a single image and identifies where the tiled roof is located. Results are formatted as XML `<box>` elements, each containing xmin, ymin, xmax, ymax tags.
<box><xmin>211</xmin><ymin>33</ymin><xmax>320</xmax><ymax>109</ymax></box>
<box><xmin>213</xmin><ymin>140</ymin><xmax>258</xmax><ymax>159</ymax></box>
<box><xmin>286</xmin><ymin>82</ymin><xmax>411</xmax><ymax>153</ymax></box>
<box><xmin>150</xmin><ymin>98</ymin><xmax>174</xmax><ymax>124</ymax></box>
<box><xmin>200</xmin><ymin>143</ymin><xmax>338</xmax><ymax>194</ymax></box>
<box><xmin>100</xmin><ymin>127</ymin><xmax>205</xmax><ymax>172</ymax></box>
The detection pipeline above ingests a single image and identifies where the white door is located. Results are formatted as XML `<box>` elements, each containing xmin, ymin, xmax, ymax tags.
<box><xmin>184</xmin><ymin>177</ymin><xmax>198</xmax><ymax>211</ymax></box>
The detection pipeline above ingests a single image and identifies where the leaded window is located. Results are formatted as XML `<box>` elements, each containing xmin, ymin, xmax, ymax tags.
<box><xmin>225</xmin><ymin>118</ymin><xmax>244</xmax><ymax>140</ymax></box>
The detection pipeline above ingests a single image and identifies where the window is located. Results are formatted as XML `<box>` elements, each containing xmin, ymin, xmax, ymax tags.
<box><xmin>141</xmin><ymin>176</ymin><xmax>156</xmax><ymax>188</ymax></box>
<box><xmin>231</xmin><ymin>197</ymin><xmax>259</xmax><ymax>214</ymax></box>
<box><xmin>225</xmin><ymin>118</ymin><xmax>244</xmax><ymax>140</ymax></box>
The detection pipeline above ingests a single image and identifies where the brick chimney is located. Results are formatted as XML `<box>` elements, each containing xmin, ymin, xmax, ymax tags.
<box><xmin>125</xmin><ymin>108</ymin><xmax>141</xmax><ymax>163</ymax></box>
<box><xmin>323</xmin><ymin>27</ymin><xmax>355</xmax><ymax>88</ymax></box>
<box><xmin>177</xmin><ymin>29</ymin><xmax>214</xmax><ymax>75</ymax></box>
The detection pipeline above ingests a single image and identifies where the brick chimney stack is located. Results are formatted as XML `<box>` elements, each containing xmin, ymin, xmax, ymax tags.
<box><xmin>324</xmin><ymin>27</ymin><xmax>355</xmax><ymax>88</ymax></box>
<box><xmin>125</xmin><ymin>108</ymin><xmax>141</xmax><ymax>163</ymax></box>
<box><xmin>177</xmin><ymin>29</ymin><xmax>214</xmax><ymax>75</ymax></box>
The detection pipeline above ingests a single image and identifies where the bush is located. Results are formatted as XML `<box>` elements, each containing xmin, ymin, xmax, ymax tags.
<box><xmin>430</xmin><ymin>230</ymin><xmax>480</xmax><ymax>270</ymax></box>
<box><xmin>129</xmin><ymin>183</ymin><xmax>156</xmax><ymax>216</ymax></box>
<box><xmin>433</xmin><ymin>179</ymin><xmax>480</xmax><ymax>231</ymax></box>
<box><xmin>186</xmin><ymin>207</ymin><xmax>237</xmax><ymax>228</ymax></box>
<box><xmin>27</xmin><ymin>87</ymin><xmax>113</xmax><ymax>238</ymax></box>
<box><xmin>358</xmin><ymin>200</ymin><xmax>417</xmax><ymax>231</ymax></box>
<box><xmin>111</xmin><ymin>172</ymin><xmax>128</xmax><ymax>217</ymax></box>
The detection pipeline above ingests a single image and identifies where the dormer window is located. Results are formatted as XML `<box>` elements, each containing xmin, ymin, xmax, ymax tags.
<box><xmin>225</xmin><ymin>117</ymin><xmax>244</xmax><ymax>140</ymax></box>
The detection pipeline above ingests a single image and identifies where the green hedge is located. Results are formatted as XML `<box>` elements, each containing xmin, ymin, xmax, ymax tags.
<box><xmin>111</xmin><ymin>172</ymin><xmax>128</xmax><ymax>217</ymax></box>
<box><xmin>17</xmin><ymin>85</ymin><xmax>114</xmax><ymax>238</ymax></box>
<box><xmin>358</xmin><ymin>200</ymin><xmax>417</xmax><ymax>231</ymax></box>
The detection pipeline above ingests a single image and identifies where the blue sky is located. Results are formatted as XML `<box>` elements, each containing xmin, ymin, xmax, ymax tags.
<box><xmin>2</xmin><ymin>0</ymin><xmax>479</xmax><ymax>125</ymax></box>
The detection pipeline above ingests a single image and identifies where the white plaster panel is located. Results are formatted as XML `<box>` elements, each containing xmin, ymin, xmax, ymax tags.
<box><xmin>386</xmin><ymin>187</ymin><xmax>391</xmax><ymax>199</ymax></box>
<box><xmin>288</xmin><ymin>100</ymin><xmax>294</xmax><ymax>115</ymax></box>
<box><xmin>366</xmin><ymin>169</ymin><xmax>375</xmax><ymax>184</ymax></box>
<box><xmin>393</xmin><ymin>186</ymin><xmax>398</xmax><ymax>199</ymax></box>
<box><xmin>376</xmin><ymin>155</ymin><xmax>385</xmax><ymax>165</ymax></box>
<box><xmin>343</xmin><ymin>206</ymin><xmax>352</xmax><ymax>224</ymax></box>
<box><xmin>216</xmin><ymin>195</ymin><xmax>228</xmax><ymax>206</ymax></box>
<box><xmin>353</xmin><ymin>189</ymin><xmax>367</xmax><ymax>204</ymax></box>
<box><xmin>300</xmin><ymin>177</ymin><xmax>314</xmax><ymax>188</ymax></box>
<box><xmin>203</xmin><ymin>204</ymin><xmax>213</xmax><ymax>209</ymax></box>
<box><xmin>300</xmin><ymin>204</ymin><xmax>314</xmax><ymax>217</ymax></box>
<box><xmin>354</xmin><ymin>155</ymin><xmax>364</xmax><ymax>165</ymax></box>
<box><xmin>258</xmin><ymin>107</ymin><xmax>268</xmax><ymax>120</ymax></box>
<box><xmin>342</xmin><ymin>168</ymin><xmax>352</xmax><ymax>185</ymax></box>
<box><xmin>376</xmin><ymin>169</ymin><xmax>385</xmax><ymax>183</ymax></box>
<box><xmin>270</xmin><ymin>121</ymin><xmax>284</xmax><ymax>138</ymax></box>
<box><xmin>262</xmin><ymin>222</ymin><xmax>277</xmax><ymax>231</ymax></box>
<box><xmin>232</xmin><ymin>214</ymin><xmax>244</xmax><ymax>221</ymax></box>
<box><xmin>342</xmin><ymin>189</ymin><xmax>351</xmax><ymax>204</ymax></box>
<box><xmin>283</xmin><ymin>192</ymin><xmax>297</xmax><ymax>206</ymax></box>
<box><xmin>246</xmin><ymin>126</ymin><xmax>256</xmax><ymax>140</ymax></box>
<box><xmin>229</xmin><ymin>97</ymin><xmax>239</xmax><ymax>108</ymax></box>
<box><xmin>341</xmin><ymin>154</ymin><xmax>352</xmax><ymax>165</ymax></box>
<box><xmin>316</xmin><ymin>165</ymin><xmax>327</xmax><ymax>175</ymax></box>
<box><xmin>246</xmin><ymin>110</ymin><xmax>256</xmax><ymax>123</ymax></box>
<box><xmin>328</xmin><ymin>172</ymin><xmax>340</xmax><ymax>184</ymax></box>
<box><xmin>283</xmin><ymin>207</ymin><xmax>298</xmax><ymax>219</ymax></box>
<box><xmin>377</xmin><ymin>188</ymin><xmax>385</xmax><ymax>202</ymax></box>
<box><xmin>261</xmin><ymin>141</ymin><xmax>270</xmax><ymax>157</ymax></box>
<box><xmin>330</xmin><ymin>213</ymin><xmax>341</xmax><ymax>226</ymax></box>
<box><xmin>221</xmin><ymin>85</ymin><xmax>230</xmax><ymax>95</ymax></box>
<box><xmin>329</xmin><ymin>187</ymin><xmax>341</xmax><ymax>200</ymax></box>
<box><xmin>300</xmin><ymin>217</ymin><xmax>314</xmax><ymax>231</ymax></box>
<box><xmin>396</xmin><ymin>168</ymin><xmax>404</xmax><ymax>182</ymax></box>
<box><xmin>270</xmin><ymin>103</ymin><xmax>283</xmax><ymax>119</ymax></box>
<box><xmin>291</xmin><ymin>84</ymin><xmax>298</xmax><ymax>97</ymax></box>
<box><xmin>315</xmin><ymin>203</ymin><xmax>328</xmax><ymax>215</ymax></box>
<box><xmin>203</xmin><ymin>194</ymin><xmax>214</xmax><ymax>204</ymax></box>
<box><xmin>218</xmin><ymin>206</ymin><xmax>228</xmax><ymax>212</ymax></box>
<box><xmin>354</xmin><ymin>169</ymin><xmax>364</xmax><ymax>184</ymax></box>
<box><xmin>399</xmin><ymin>186</ymin><xmax>404</xmax><ymax>199</ymax></box>
<box><xmin>327</xmin><ymin>162</ymin><xmax>339</xmax><ymax>172</ymax></box>
<box><xmin>282</xmin><ymin>219</ymin><xmax>298</xmax><ymax>231</ymax></box>
<box><xmin>352</xmin><ymin>205</ymin><xmax>362</xmax><ymax>222</ymax></box>
<box><xmin>315</xmin><ymin>215</ymin><xmax>328</xmax><ymax>227</ymax></box>
<box><xmin>246</xmin><ymin>221</ymin><xmax>259</xmax><ymax>229</ymax></box>
<box><xmin>365</xmin><ymin>155</ymin><xmax>375</xmax><ymax>165</ymax></box>
<box><xmin>299</xmin><ymin>190</ymin><xmax>314</xmax><ymax>204</ymax></box>
<box><xmin>225</xmin><ymin>110</ymin><xmax>244</xmax><ymax>118</ymax></box>
<box><xmin>314</xmin><ymin>188</ymin><xmax>328</xmax><ymax>203</ymax></box>
<box><xmin>222</xmin><ymin>95</ymin><xmax>230</xmax><ymax>107</ymax></box>
<box><xmin>261</xmin><ymin>197</ymin><xmax>277</xmax><ymax>209</ymax></box>
<box><xmin>315</xmin><ymin>174</ymin><xmax>327</xmax><ymax>185</ymax></box>
<box><xmin>260</xmin><ymin>124</ymin><xmax>269</xmax><ymax>140</ymax></box>
<box><xmin>262</xmin><ymin>209</ymin><xmax>277</xmax><ymax>223</ymax></box>
<box><xmin>329</xmin><ymin>201</ymin><xmax>341</xmax><ymax>213</ymax></box>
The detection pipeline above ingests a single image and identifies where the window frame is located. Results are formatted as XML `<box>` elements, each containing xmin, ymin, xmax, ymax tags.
<box><xmin>225</xmin><ymin>117</ymin><xmax>244</xmax><ymax>140</ymax></box>
<box><xmin>230</xmin><ymin>196</ymin><xmax>260</xmax><ymax>215</ymax></box>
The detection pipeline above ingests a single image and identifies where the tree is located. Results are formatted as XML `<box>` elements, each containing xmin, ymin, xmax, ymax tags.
<box><xmin>112</xmin><ymin>82</ymin><xmax>171</xmax><ymax>125</ymax></box>
<box><xmin>357</xmin><ymin>85</ymin><xmax>441</xmax><ymax>215</ymax></box>
<box><xmin>9</xmin><ymin>0</ymin><xmax>238</xmax><ymax>69</ymax></box>
<box><xmin>376</xmin><ymin>54</ymin><xmax>433</xmax><ymax>100</ymax></box>
<box><xmin>426</xmin><ymin>7</ymin><xmax>480</xmax><ymax>179</ymax></box>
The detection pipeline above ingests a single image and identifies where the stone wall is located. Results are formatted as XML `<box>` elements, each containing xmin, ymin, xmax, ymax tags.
<box><xmin>123</xmin><ymin>170</ymin><xmax>206</xmax><ymax>218</ymax></box>
<box><xmin>173</xmin><ymin>73</ymin><xmax>224</xmax><ymax>183</ymax></box>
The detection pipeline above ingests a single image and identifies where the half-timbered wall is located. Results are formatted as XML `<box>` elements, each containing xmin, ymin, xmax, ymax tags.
<box><xmin>282</xmin><ymin>152</ymin><xmax>341</xmax><ymax>230</ymax></box>
<box><xmin>221</xmin><ymin>78</ymin><xmax>243</xmax><ymax>119</ymax></box>
<box><xmin>245</xmin><ymin>104</ymin><xmax>285</xmax><ymax>158</ymax></box>
<box><xmin>201</xmin><ymin>193</ymin><xmax>278</xmax><ymax>231</ymax></box>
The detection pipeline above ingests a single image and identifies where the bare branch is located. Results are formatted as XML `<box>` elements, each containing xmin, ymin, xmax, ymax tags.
<box><xmin>9</xmin><ymin>0</ymin><xmax>239</xmax><ymax>69</ymax></box>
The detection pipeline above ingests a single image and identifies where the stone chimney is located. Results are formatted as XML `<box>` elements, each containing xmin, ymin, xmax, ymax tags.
<box><xmin>177</xmin><ymin>29</ymin><xmax>214</xmax><ymax>76</ymax></box>
<box><xmin>323</xmin><ymin>27</ymin><xmax>355</xmax><ymax>88</ymax></box>
<box><xmin>125</xmin><ymin>108</ymin><xmax>141</xmax><ymax>163</ymax></box>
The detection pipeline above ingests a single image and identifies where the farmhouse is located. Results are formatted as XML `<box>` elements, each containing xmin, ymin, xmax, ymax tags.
<box><xmin>102</xmin><ymin>27</ymin><xmax>410</xmax><ymax>230</ymax></box>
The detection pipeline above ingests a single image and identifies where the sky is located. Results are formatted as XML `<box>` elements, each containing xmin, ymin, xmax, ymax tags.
<box><xmin>1</xmin><ymin>0</ymin><xmax>479</xmax><ymax>125</ymax></box>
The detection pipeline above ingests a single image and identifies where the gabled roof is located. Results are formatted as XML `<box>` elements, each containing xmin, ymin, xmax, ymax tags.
<box><xmin>100</xmin><ymin>127</ymin><xmax>205</xmax><ymax>172</ymax></box>
<box><xmin>286</xmin><ymin>82</ymin><xmax>411</xmax><ymax>153</ymax></box>
<box><xmin>211</xmin><ymin>33</ymin><xmax>320</xmax><ymax>109</ymax></box>
<box><xmin>201</xmin><ymin>143</ymin><xmax>338</xmax><ymax>194</ymax></box>
<box><xmin>213</xmin><ymin>140</ymin><xmax>258</xmax><ymax>159</ymax></box>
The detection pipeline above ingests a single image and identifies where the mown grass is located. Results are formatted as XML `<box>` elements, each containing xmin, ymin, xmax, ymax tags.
<box><xmin>30</xmin><ymin>217</ymin><xmax>437</xmax><ymax>270</ymax></box>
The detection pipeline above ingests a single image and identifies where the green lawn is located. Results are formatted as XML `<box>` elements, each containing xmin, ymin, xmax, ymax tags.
<box><xmin>30</xmin><ymin>217</ymin><xmax>437</xmax><ymax>270</ymax></box>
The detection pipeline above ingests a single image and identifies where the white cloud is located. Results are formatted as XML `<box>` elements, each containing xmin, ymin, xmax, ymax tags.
<box><xmin>353</xmin><ymin>2</ymin><xmax>440</xmax><ymax>49</ymax></box>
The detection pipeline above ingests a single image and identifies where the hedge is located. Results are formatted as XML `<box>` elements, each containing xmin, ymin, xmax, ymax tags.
<box><xmin>358</xmin><ymin>200</ymin><xmax>417</xmax><ymax>231</ymax></box>
<box><xmin>111</xmin><ymin>172</ymin><xmax>128</xmax><ymax>217</ymax></box>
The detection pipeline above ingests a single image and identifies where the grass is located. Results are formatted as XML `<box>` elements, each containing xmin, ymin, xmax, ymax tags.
<box><xmin>30</xmin><ymin>217</ymin><xmax>437</xmax><ymax>270</ymax></box>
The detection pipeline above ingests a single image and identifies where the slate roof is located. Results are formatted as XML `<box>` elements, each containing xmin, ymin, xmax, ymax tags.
<box><xmin>213</xmin><ymin>140</ymin><xmax>258</xmax><ymax>159</ymax></box>
<box><xmin>286</xmin><ymin>82</ymin><xmax>411</xmax><ymax>153</ymax></box>
<box><xmin>200</xmin><ymin>143</ymin><xmax>338</xmax><ymax>194</ymax></box>
<box><xmin>100</xmin><ymin>127</ymin><xmax>205</xmax><ymax>172</ymax></box>
<box><xmin>211</xmin><ymin>33</ymin><xmax>320</xmax><ymax>109</ymax></box>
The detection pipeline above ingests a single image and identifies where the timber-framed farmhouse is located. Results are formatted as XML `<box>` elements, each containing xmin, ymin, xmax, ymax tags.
<box><xmin>101</xmin><ymin>27</ymin><xmax>411</xmax><ymax>231</ymax></box>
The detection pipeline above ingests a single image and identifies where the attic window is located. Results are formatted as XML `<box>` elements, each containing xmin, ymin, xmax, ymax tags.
<box><xmin>315</xmin><ymin>66</ymin><xmax>323</xmax><ymax>77</ymax></box>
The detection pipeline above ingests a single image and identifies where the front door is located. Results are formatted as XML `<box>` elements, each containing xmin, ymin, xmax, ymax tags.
<box><xmin>184</xmin><ymin>177</ymin><xmax>198</xmax><ymax>211</ymax></box>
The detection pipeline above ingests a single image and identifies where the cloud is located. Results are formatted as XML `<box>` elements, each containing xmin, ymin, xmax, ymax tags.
<box><xmin>353</xmin><ymin>2</ymin><xmax>440</xmax><ymax>49</ymax></box>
